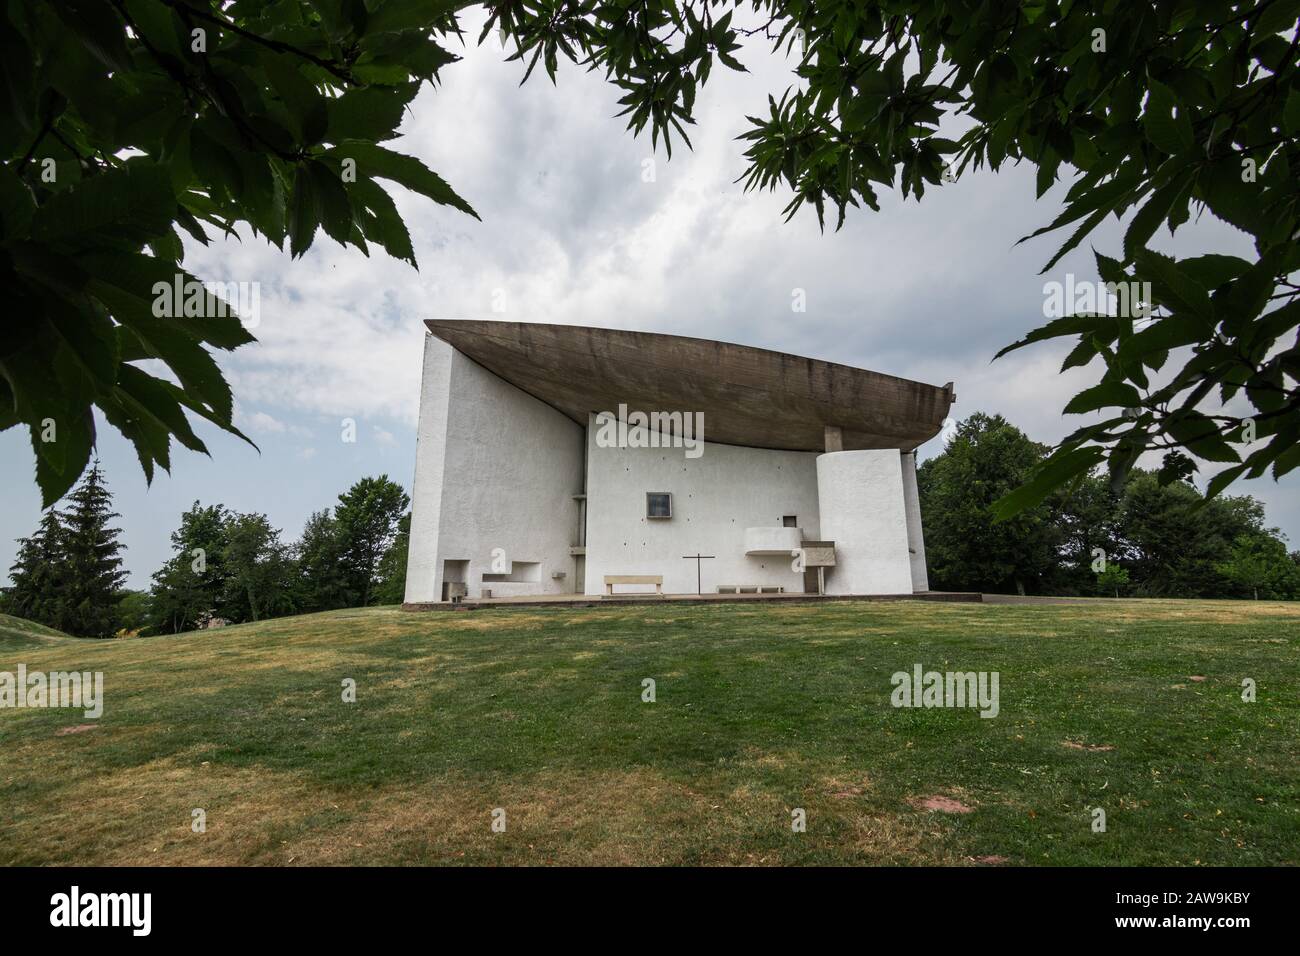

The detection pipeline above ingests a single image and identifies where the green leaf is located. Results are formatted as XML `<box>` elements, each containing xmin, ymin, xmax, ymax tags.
<box><xmin>1132</xmin><ymin>248</ymin><xmax>1214</xmax><ymax>322</ymax></box>
<box><xmin>79</xmin><ymin>252</ymin><xmax>255</xmax><ymax>350</ymax></box>
<box><xmin>325</xmin><ymin>143</ymin><xmax>478</xmax><ymax>219</ymax></box>
<box><xmin>86</xmin><ymin>281</ymin><xmax>238</xmax><ymax>426</ymax></box>
<box><xmin>326</xmin><ymin>83</ymin><xmax>417</xmax><ymax>142</ymax></box>
<box><xmin>44</xmin><ymin>294</ymin><xmax>119</xmax><ymax>396</ymax></box>
<box><xmin>1042</xmin><ymin>205</ymin><xmax>1109</xmax><ymax>273</ymax></box>
<box><xmin>30</xmin><ymin>162</ymin><xmax>176</xmax><ymax>244</ymax></box>
<box><xmin>996</xmin><ymin>315</ymin><xmax>1111</xmax><ymax>360</ymax></box>
<box><xmin>115</xmin><ymin>365</ymin><xmax>209</xmax><ymax>455</ymax></box>
<box><xmin>1123</xmin><ymin>172</ymin><xmax>1192</xmax><ymax>263</ymax></box>
<box><xmin>1203</xmin><ymin>463</ymin><xmax>1247</xmax><ymax>501</ymax></box>
<box><xmin>1165</xmin><ymin>411</ymin><xmax>1239</xmax><ymax>463</ymax></box>
<box><xmin>55</xmin><ymin>0</ymin><xmax>132</xmax><ymax>74</ymax></box>
<box><xmin>1063</xmin><ymin>381</ymin><xmax>1142</xmax><ymax>414</ymax></box>
<box><xmin>1273</xmin><ymin>440</ymin><xmax>1300</xmax><ymax>479</ymax></box>
<box><xmin>351</xmin><ymin>176</ymin><xmax>416</xmax><ymax>266</ymax></box>
<box><xmin>0</xmin><ymin>165</ymin><xmax>36</xmax><ymax>238</ymax></box>
<box><xmin>1285</xmin><ymin>88</ymin><xmax>1300</xmax><ymax>136</ymax></box>
<box><xmin>1142</xmin><ymin>81</ymin><xmax>1193</xmax><ymax>154</ymax></box>
<box><xmin>289</xmin><ymin>163</ymin><xmax>319</xmax><ymax>258</ymax></box>
<box><xmin>1116</xmin><ymin>314</ymin><xmax>1205</xmax><ymax>366</ymax></box>
<box><xmin>28</xmin><ymin>408</ymin><xmax>95</xmax><ymax>508</ymax></box>
<box><xmin>364</xmin><ymin>0</ymin><xmax>461</xmax><ymax>34</ymax></box>
<box><xmin>307</xmin><ymin>160</ymin><xmax>353</xmax><ymax>246</ymax></box>
<box><xmin>1178</xmin><ymin>253</ymin><xmax>1250</xmax><ymax>291</ymax></box>
<box><xmin>991</xmin><ymin>445</ymin><xmax>1106</xmax><ymax>521</ymax></box>
<box><xmin>95</xmin><ymin>388</ymin><xmax>171</xmax><ymax>482</ymax></box>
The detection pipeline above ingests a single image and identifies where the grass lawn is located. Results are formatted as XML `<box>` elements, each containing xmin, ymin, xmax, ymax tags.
<box><xmin>1</xmin><ymin>600</ymin><xmax>1297</xmax><ymax>866</ymax></box>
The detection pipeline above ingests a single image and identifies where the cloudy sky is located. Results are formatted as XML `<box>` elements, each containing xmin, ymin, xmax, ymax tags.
<box><xmin>3</xmin><ymin>10</ymin><xmax>1295</xmax><ymax>588</ymax></box>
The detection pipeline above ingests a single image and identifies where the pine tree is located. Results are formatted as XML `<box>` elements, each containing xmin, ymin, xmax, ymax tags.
<box><xmin>59</xmin><ymin>461</ymin><xmax>127</xmax><ymax>638</ymax></box>
<box><xmin>4</xmin><ymin>509</ymin><xmax>68</xmax><ymax>628</ymax></box>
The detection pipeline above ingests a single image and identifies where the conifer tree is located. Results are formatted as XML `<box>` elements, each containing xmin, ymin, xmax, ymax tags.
<box><xmin>4</xmin><ymin>509</ymin><xmax>67</xmax><ymax>629</ymax></box>
<box><xmin>59</xmin><ymin>462</ymin><xmax>127</xmax><ymax>639</ymax></box>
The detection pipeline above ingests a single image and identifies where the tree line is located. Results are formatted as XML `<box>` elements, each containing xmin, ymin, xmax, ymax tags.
<box><xmin>4</xmin><ymin>410</ymin><xmax>1297</xmax><ymax>639</ymax></box>
<box><xmin>919</xmin><ymin>413</ymin><xmax>1300</xmax><ymax>599</ymax></box>
<box><xmin>2</xmin><ymin>467</ymin><xmax>409</xmax><ymax>638</ymax></box>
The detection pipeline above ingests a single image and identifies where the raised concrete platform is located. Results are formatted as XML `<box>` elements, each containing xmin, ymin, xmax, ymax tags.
<box><xmin>402</xmin><ymin>591</ymin><xmax>982</xmax><ymax>612</ymax></box>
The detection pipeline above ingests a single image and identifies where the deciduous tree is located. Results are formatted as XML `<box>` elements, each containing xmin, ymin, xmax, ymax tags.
<box><xmin>372</xmin><ymin>510</ymin><xmax>410</xmax><ymax>605</ymax></box>
<box><xmin>334</xmin><ymin>475</ymin><xmax>409</xmax><ymax>605</ymax></box>
<box><xmin>296</xmin><ymin>508</ymin><xmax>353</xmax><ymax>612</ymax></box>
<box><xmin>917</xmin><ymin>412</ymin><xmax>1062</xmax><ymax>594</ymax></box>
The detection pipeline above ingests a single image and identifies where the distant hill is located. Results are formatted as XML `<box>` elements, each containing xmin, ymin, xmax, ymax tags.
<box><xmin>0</xmin><ymin>613</ymin><xmax>79</xmax><ymax>651</ymax></box>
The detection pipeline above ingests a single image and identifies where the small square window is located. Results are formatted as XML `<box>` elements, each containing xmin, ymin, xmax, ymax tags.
<box><xmin>782</xmin><ymin>515</ymin><xmax>798</xmax><ymax>528</ymax></box>
<box><xmin>647</xmin><ymin>492</ymin><xmax>672</xmax><ymax>519</ymax></box>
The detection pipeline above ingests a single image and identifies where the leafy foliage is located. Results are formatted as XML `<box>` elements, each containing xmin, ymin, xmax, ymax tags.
<box><xmin>917</xmin><ymin>412</ymin><xmax>1064</xmax><ymax>593</ymax></box>
<box><xmin>1217</xmin><ymin>530</ymin><xmax>1300</xmax><ymax>597</ymax></box>
<box><xmin>491</xmin><ymin>0</ymin><xmax>1300</xmax><ymax>504</ymax></box>
<box><xmin>221</xmin><ymin>511</ymin><xmax>296</xmax><ymax>621</ymax></box>
<box><xmin>296</xmin><ymin>508</ymin><xmax>354</xmax><ymax>612</ymax></box>
<box><xmin>116</xmin><ymin>588</ymin><xmax>153</xmax><ymax>633</ymax></box>
<box><xmin>3</xmin><ymin>0</ymin><xmax>476</xmax><ymax>505</ymax></box>
<box><xmin>149</xmin><ymin>501</ymin><xmax>235</xmax><ymax>632</ymax></box>
<box><xmin>6</xmin><ymin>1</ymin><xmax>1295</xmax><ymax>510</ymax></box>
<box><xmin>920</xmin><ymin>412</ymin><xmax>1296</xmax><ymax>597</ymax></box>
<box><xmin>144</xmin><ymin>473</ymin><xmax>411</xmax><ymax>633</ymax></box>
<box><xmin>333</xmin><ymin>474</ymin><xmax>409</xmax><ymax>605</ymax></box>
<box><xmin>1096</xmin><ymin>562</ymin><xmax>1130</xmax><ymax>598</ymax></box>
<box><xmin>372</xmin><ymin>510</ymin><xmax>410</xmax><ymax>605</ymax></box>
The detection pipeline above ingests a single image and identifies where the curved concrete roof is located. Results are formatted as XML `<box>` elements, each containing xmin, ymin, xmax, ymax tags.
<box><xmin>424</xmin><ymin>320</ymin><xmax>954</xmax><ymax>452</ymax></box>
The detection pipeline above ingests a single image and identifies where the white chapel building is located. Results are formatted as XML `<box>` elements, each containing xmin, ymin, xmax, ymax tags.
<box><xmin>403</xmin><ymin>321</ymin><xmax>955</xmax><ymax>602</ymax></box>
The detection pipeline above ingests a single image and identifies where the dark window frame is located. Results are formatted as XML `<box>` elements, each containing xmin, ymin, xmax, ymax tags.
<box><xmin>646</xmin><ymin>492</ymin><xmax>672</xmax><ymax>519</ymax></box>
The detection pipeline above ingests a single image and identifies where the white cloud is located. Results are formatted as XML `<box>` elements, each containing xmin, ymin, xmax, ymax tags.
<box><xmin>244</xmin><ymin>410</ymin><xmax>286</xmax><ymax>433</ymax></box>
<box><xmin>160</xmin><ymin>7</ymin><xmax>1295</xmax><ymax>543</ymax></box>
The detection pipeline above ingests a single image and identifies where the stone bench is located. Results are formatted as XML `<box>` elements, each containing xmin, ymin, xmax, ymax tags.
<box><xmin>604</xmin><ymin>574</ymin><xmax>663</xmax><ymax>595</ymax></box>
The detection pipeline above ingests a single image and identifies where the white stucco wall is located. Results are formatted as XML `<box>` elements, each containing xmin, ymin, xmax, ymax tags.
<box><xmin>816</xmin><ymin>449</ymin><xmax>915</xmax><ymax>595</ymax></box>
<box><xmin>583</xmin><ymin>416</ymin><xmax>822</xmax><ymax>594</ymax></box>
<box><xmin>404</xmin><ymin>336</ymin><xmax>453</xmax><ymax>603</ymax></box>
<box><xmin>407</xmin><ymin>338</ymin><xmax>934</xmax><ymax>601</ymax></box>
<box><xmin>900</xmin><ymin>451</ymin><xmax>929</xmax><ymax>592</ymax></box>
<box><xmin>403</xmin><ymin>335</ymin><xmax>584</xmax><ymax>601</ymax></box>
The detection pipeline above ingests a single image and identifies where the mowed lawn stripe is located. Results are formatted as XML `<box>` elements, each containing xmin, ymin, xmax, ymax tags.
<box><xmin>1</xmin><ymin>601</ymin><xmax>1296</xmax><ymax>865</ymax></box>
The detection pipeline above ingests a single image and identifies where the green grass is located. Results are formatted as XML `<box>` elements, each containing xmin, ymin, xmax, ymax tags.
<box><xmin>1</xmin><ymin>599</ymin><xmax>1297</xmax><ymax>866</ymax></box>
<box><xmin>0</xmin><ymin>612</ymin><xmax>77</xmax><ymax>652</ymax></box>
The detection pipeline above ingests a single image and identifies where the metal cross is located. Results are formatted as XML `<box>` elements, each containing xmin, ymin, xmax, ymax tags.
<box><xmin>681</xmin><ymin>554</ymin><xmax>715</xmax><ymax>595</ymax></box>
